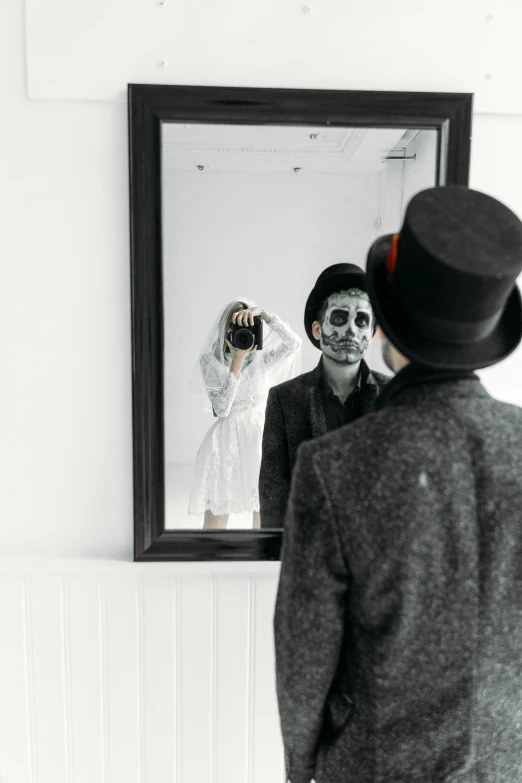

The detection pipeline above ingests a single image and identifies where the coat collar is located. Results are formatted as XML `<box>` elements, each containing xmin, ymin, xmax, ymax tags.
<box><xmin>375</xmin><ymin>363</ymin><xmax>488</xmax><ymax>410</ymax></box>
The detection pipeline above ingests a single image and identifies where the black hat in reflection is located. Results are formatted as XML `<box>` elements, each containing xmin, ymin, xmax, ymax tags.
<box><xmin>304</xmin><ymin>263</ymin><xmax>367</xmax><ymax>349</ymax></box>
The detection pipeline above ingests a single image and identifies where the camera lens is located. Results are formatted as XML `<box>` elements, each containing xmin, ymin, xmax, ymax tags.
<box><xmin>234</xmin><ymin>328</ymin><xmax>254</xmax><ymax>350</ymax></box>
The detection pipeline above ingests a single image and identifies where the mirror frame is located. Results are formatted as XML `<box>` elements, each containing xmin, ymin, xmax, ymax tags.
<box><xmin>128</xmin><ymin>83</ymin><xmax>472</xmax><ymax>561</ymax></box>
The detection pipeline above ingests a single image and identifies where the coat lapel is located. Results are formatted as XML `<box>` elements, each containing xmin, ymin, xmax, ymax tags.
<box><xmin>308</xmin><ymin>360</ymin><xmax>327</xmax><ymax>438</ymax></box>
<box><xmin>360</xmin><ymin>362</ymin><xmax>380</xmax><ymax>417</ymax></box>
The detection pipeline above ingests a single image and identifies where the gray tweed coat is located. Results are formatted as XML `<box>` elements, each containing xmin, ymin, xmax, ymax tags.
<box><xmin>275</xmin><ymin>369</ymin><xmax>522</xmax><ymax>783</ymax></box>
<box><xmin>259</xmin><ymin>359</ymin><xmax>389</xmax><ymax>528</ymax></box>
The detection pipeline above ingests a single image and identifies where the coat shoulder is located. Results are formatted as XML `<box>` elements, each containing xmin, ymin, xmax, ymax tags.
<box><xmin>269</xmin><ymin>367</ymin><xmax>317</xmax><ymax>400</ymax></box>
<box><xmin>299</xmin><ymin>390</ymin><xmax>522</xmax><ymax>470</ymax></box>
<box><xmin>368</xmin><ymin>368</ymin><xmax>391</xmax><ymax>391</ymax></box>
<box><xmin>475</xmin><ymin>395</ymin><xmax>522</xmax><ymax>433</ymax></box>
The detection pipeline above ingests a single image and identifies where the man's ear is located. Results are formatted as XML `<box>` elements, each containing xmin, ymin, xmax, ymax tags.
<box><xmin>312</xmin><ymin>320</ymin><xmax>321</xmax><ymax>341</ymax></box>
<box><xmin>376</xmin><ymin>325</ymin><xmax>386</xmax><ymax>340</ymax></box>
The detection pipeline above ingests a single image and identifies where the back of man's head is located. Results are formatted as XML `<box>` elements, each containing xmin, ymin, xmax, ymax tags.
<box><xmin>365</xmin><ymin>186</ymin><xmax>522</xmax><ymax>373</ymax></box>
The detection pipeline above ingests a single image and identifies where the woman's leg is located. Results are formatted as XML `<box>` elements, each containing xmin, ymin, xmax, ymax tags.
<box><xmin>252</xmin><ymin>511</ymin><xmax>261</xmax><ymax>529</ymax></box>
<box><xmin>204</xmin><ymin>511</ymin><xmax>229</xmax><ymax>530</ymax></box>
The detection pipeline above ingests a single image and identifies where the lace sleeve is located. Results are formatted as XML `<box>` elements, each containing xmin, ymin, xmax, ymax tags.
<box><xmin>263</xmin><ymin>315</ymin><xmax>302</xmax><ymax>371</ymax></box>
<box><xmin>200</xmin><ymin>353</ymin><xmax>240</xmax><ymax>418</ymax></box>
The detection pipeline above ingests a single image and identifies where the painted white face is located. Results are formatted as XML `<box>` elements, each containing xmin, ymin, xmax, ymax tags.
<box><xmin>318</xmin><ymin>290</ymin><xmax>373</xmax><ymax>364</ymax></box>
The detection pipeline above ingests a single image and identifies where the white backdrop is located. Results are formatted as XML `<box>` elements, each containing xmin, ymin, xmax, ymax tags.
<box><xmin>2</xmin><ymin>0</ymin><xmax>522</xmax><ymax>781</ymax></box>
<box><xmin>163</xmin><ymin>169</ymin><xmax>381</xmax><ymax>465</ymax></box>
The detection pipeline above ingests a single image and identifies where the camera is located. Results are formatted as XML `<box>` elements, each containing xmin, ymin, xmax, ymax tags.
<box><xmin>226</xmin><ymin>316</ymin><xmax>263</xmax><ymax>351</ymax></box>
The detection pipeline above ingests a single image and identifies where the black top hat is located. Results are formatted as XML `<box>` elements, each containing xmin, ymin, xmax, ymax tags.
<box><xmin>304</xmin><ymin>263</ymin><xmax>367</xmax><ymax>348</ymax></box>
<box><xmin>366</xmin><ymin>186</ymin><xmax>522</xmax><ymax>370</ymax></box>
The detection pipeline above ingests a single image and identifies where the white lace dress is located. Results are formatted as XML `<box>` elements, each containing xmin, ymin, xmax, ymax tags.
<box><xmin>188</xmin><ymin>316</ymin><xmax>300</xmax><ymax>516</ymax></box>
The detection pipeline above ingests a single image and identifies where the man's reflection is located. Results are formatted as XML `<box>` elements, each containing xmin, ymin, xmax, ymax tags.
<box><xmin>259</xmin><ymin>263</ymin><xmax>390</xmax><ymax>528</ymax></box>
<box><xmin>187</xmin><ymin>299</ymin><xmax>301</xmax><ymax>529</ymax></box>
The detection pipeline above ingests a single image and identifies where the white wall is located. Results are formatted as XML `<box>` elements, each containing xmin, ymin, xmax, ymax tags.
<box><xmin>0</xmin><ymin>561</ymin><xmax>284</xmax><ymax>783</ymax></box>
<box><xmin>3</xmin><ymin>1</ymin><xmax>522</xmax><ymax>782</ymax></box>
<box><xmin>470</xmin><ymin>117</ymin><xmax>522</xmax><ymax>400</ymax></box>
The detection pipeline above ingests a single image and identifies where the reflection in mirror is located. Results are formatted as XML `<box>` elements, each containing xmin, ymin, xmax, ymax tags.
<box><xmin>162</xmin><ymin>123</ymin><xmax>437</xmax><ymax>530</ymax></box>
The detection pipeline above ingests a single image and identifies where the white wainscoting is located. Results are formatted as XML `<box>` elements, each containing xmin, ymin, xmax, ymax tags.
<box><xmin>0</xmin><ymin>562</ymin><xmax>285</xmax><ymax>783</ymax></box>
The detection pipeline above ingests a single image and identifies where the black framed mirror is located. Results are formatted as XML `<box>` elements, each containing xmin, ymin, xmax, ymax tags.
<box><xmin>129</xmin><ymin>84</ymin><xmax>472</xmax><ymax>561</ymax></box>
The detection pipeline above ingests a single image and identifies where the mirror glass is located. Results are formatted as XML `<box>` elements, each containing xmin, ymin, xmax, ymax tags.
<box><xmin>161</xmin><ymin>122</ymin><xmax>437</xmax><ymax>530</ymax></box>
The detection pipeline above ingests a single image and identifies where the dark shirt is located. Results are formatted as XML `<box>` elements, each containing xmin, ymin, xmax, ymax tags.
<box><xmin>320</xmin><ymin>361</ymin><xmax>365</xmax><ymax>431</ymax></box>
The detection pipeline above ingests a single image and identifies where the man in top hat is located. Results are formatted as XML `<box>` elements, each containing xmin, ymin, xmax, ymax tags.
<box><xmin>259</xmin><ymin>263</ymin><xmax>390</xmax><ymax>529</ymax></box>
<box><xmin>274</xmin><ymin>186</ymin><xmax>522</xmax><ymax>783</ymax></box>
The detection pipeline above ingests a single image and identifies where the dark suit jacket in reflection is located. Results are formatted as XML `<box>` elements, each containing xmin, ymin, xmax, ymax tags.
<box><xmin>259</xmin><ymin>358</ymin><xmax>390</xmax><ymax>529</ymax></box>
<box><xmin>274</xmin><ymin>373</ymin><xmax>522</xmax><ymax>783</ymax></box>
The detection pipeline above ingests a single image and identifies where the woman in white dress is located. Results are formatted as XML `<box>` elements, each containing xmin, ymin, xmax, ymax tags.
<box><xmin>188</xmin><ymin>299</ymin><xmax>301</xmax><ymax>529</ymax></box>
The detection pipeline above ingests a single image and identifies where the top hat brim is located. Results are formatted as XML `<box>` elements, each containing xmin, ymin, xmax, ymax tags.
<box><xmin>305</xmin><ymin>269</ymin><xmax>367</xmax><ymax>348</ymax></box>
<box><xmin>366</xmin><ymin>234</ymin><xmax>522</xmax><ymax>370</ymax></box>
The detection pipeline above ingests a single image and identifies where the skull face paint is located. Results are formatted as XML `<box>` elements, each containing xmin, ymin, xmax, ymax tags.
<box><xmin>318</xmin><ymin>290</ymin><xmax>373</xmax><ymax>364</ymax></box>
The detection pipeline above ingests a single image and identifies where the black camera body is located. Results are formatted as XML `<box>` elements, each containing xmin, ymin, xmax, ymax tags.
<box><xmin>226</xmin><ymin>316</ymin><xmax>263</xmax><ymax>351</ymax></box>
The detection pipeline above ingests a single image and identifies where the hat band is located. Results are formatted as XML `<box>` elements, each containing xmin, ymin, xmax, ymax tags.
<box><xmin>388</xmin><ymin>276</ymin><xmax>503</xmax><ymax>346</ymax></box>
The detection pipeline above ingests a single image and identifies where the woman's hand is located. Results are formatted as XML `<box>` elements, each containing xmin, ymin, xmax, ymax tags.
<box><xmin>231</xmin><ymin>306</ymin><xmax>272</xmax><ymax>326</ymax></box>
<box><xmin>226</xmin><ymin>339</ymin><xmax>257</xmax><ymax>376</ymax></box>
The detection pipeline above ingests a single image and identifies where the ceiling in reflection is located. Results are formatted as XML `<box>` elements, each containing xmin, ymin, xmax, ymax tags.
<box><xmin>162</xmin><ymin>123</ymin><xmax>425</xmax><ymax>174</ymax></box>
